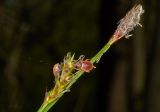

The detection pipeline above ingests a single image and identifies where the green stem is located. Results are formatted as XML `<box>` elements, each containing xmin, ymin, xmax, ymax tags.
<box><xmin>38</xmin><ymin>90</ymin><xmax>65</xmax><ymax>112</ymax></box>
<box><xmin>37</xmin><ymin>37</ymin><xmax>113</xmax><ymax>112</ymax></box>
<box><xmin>91</xmin><ymin>38</ymin><xmax>112</xmax><ymax>63</ymax></box>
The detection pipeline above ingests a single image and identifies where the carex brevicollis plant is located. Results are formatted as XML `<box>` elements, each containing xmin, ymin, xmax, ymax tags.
<box><xmin>38</xmin><ymin>4</ymin><xmax>144</xmax><ymax>112</ymax></box>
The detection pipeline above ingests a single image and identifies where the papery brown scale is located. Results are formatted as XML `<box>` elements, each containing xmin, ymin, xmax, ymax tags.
<box><xmin>53</xmin><ymin>63</ymin><xmax>61</xmax><ymax>77</ymax></box>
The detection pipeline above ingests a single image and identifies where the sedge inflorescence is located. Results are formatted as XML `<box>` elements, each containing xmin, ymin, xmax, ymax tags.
<box><xmin>109</xmin><ymin>4</ymin><xmax>144</xmax><ymax>44</ymax></box>
<box><xmin>38</xmin><ymin>4</ymin><xmax>144</xmax><ymax>112</ymax></box>
<box><xmin>45</xmin><ymin>53</ymin><xmax>95</xmax><ymax>100</ymax></box>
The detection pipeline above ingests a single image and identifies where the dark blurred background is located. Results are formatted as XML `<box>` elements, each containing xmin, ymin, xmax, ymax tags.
<box><xmin>0</xmin><ymin>0</ymin><xmax>159</xmax><ymax>112</ymax></box>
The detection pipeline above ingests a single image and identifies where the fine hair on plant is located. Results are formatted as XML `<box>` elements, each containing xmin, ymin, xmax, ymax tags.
<box><xmin>37</xmin><ymin>4</ymin><xmax>144</xmax><ymax>112</ymax></box>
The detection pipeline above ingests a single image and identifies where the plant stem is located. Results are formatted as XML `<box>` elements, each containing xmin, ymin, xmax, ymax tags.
<box><xmin>91</xmin><ymin>38</ymin><xmax>112</xmax><ymax>63</ymax></box>
<box><xmin>37</xmin><ymin>37</ymin><xmax>113</xmax><ymax>112</ymax></box>
<box><xmin>37</xmin><ymin>3</ymin><xmax>144</xmax><ymax>111</ymax></box>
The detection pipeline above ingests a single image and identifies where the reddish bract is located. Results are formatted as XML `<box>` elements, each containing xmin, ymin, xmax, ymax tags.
<box><xmin>114</xmin><ymin>31</ymin><xmax>122</xmax><ymax>39</ymax></box>
<box><xmin>75</xmin><ymin>59</ymin><xmax>95</xmax><ymax>73</ymax></box>
<box><xmin>53</xmin><ymin>63</ymin><xmax>61</xmax><ymax>77</ymax></box>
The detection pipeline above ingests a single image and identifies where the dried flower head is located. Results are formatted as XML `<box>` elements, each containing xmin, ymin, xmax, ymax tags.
<box><xmin>110</xmin><ymin>4</ymin><xmax>144</xmax><ymax>44</ymax></box>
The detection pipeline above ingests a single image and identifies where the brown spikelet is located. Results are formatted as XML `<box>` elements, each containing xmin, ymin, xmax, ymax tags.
<box><xmin>110</xmin><ymin>4</ymin><xmax>144</xmax><ymax>44</ymax></box>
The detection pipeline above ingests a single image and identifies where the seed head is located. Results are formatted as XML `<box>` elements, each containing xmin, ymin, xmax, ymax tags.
<box><xmin>110</xmin><ymin>4</ymin><xmax>144</xmax><ymax>44</ymax></box>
